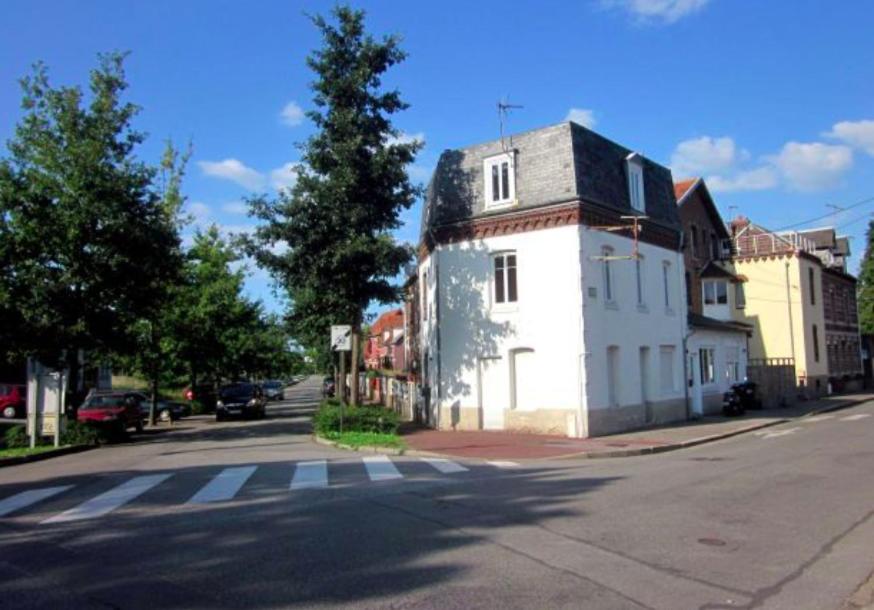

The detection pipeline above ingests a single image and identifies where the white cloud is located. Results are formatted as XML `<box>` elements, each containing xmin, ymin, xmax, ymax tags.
<box><xmin>270</xmin><ymin>162</ymin><xmax>301</xmax><ymax>192</ymax></box>
<box><xmin>825</xmin><ymin>120</ymin><xmax>874</xmax><ymax>156</ymax></box>
<box><xmin>602</xmin><ymin>0</ymin><xmax>711</xmax><ymax>24</ymax></box>
<box><xmin>671</xmin><ymin>136</ymin><xmax>746</xmax><ymax>177</ymax></box>
<box><xmin>198</xmin><ymin>159</ymin><xmax>266</xmax><ymax>191</ymax></box>
<box><xmin>280</xmin><ymin>101</ymin><xmax>305</xmax><ymax>127</ymax></box>
<box><xmin>387</xmin><ymin>131</ymin><xmax>426</xmax><ymax>146</ymax></box>
<box><xmin>769</xmin><ymin>141</ymin><xmax>854</xmax><ymax>192</ymax></box>
<box><xmin>565</xmin><ymin>108</ymin><xmax>597</xmax><ymax>129</ymax></box>
<box><xmin>187</xmin><ymin>201</ymin><xmax>211</xmax><ymax>225</ymax></box>
<box><xmin>706</xmin><ymin>167</ymin><xmax>778</xmax><ymax>193</ymax></box>
<box><xmin>221</xmin><ymin>201</ymin><xmax>249</xmax><ymax>215</ymax></box>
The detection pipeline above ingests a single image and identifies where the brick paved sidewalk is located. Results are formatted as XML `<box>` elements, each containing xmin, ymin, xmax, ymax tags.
<box><xmin>401</xmin><ymin>392</ymin><xmax>874</xmax><ymax>460</ymax></box>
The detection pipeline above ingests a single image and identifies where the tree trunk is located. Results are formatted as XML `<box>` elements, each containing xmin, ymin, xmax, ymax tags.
<box><xmin>350</xmin><ymin>327</ymin><xmax>360</xmax><ymax>407</ymax></box>
<box><xmin>148</xmin><ymin>322</ymin><xmax>158</xmax><ymax>426</ymax></box>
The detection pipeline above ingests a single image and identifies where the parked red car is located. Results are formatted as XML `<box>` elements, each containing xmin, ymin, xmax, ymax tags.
<box><xmin>77</xmin><ymin>391</ymin><xmax>145</xmax><ymax>435</ymax></box>
<box><xmin>0</xmin><ymin>384</ymin><xmax>26</xmax><ymax>419</ymax></box>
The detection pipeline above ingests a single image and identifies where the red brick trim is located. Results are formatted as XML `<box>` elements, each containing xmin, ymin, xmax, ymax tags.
<box><xmin>419</xmin><ymin>201</ymin><xmax>680</xmax><ymax>259</ymax></box>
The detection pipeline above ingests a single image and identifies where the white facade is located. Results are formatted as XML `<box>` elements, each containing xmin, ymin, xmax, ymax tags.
<box><xmin>418</xmin><ymin>223</ymin><xmax>688</xmax><ymax>437</ymax></box>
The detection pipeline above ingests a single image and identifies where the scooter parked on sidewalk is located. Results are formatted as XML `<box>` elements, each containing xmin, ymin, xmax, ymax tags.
<box><xmin>722</xmin><ymin>381</ymin><xmax>762</xmax><ymax>416</ymax></box>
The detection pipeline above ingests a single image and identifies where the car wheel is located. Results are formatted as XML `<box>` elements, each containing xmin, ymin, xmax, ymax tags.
<box><xmin>2</xmin><ymin>406</ymin><xmax>16</xmax><ymax>419</ymax></box>
<box><xmin>216</xmin><ymin>412</ymin><xmax>225</xmax><ymax>422</ymax></box>
<box><xmin>159</xmin><ymin>410</ymin><xmax>171</xmax><ymax>422</ymax></box>
<box><xmin>135</xmin><ymin>419</ymin><xmax>144</xmax><ymax>434</ymax></box>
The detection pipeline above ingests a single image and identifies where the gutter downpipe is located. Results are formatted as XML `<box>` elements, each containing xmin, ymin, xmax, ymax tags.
<box><xmin>677</xmin><ymin>232</ymin><xmax>692</xmax><ymax>420</ymax></box>
<box><xmin>785</xmin><ymin>257</ymin><xmax>797</xmax><ymax>386</ymax></box>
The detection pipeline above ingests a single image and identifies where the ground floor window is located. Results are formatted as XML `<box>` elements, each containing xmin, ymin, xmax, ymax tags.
<box><xmin>700</xmin><ymin>347</ymin><xmax>716</xmax><ymax>385</ymax></box>
<box><xmin>725</xmin><ymin>346</ymin><xmax>740</xmax><ymax>383</ymax></box>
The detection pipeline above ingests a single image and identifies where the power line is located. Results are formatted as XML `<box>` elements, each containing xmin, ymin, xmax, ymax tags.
<box><xmin>773</xmin><ymin>194</ymin><xmax>874</xmax><ymax>232</ymax></box>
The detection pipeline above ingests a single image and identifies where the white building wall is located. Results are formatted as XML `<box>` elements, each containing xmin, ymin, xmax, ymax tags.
<box><xmin>687</xmin><ymin>329</ymin><xmax>749</xmax><ymax>415</ymax></box>
<box><xmin>419</xmin><ymin>224</ymin><xmax>585</xmax><ymax>435</ymax></box>
<box><xmin>578</xmin><ymin>226</ymin><xmax>689</xmax><ymax>435</ymax></box>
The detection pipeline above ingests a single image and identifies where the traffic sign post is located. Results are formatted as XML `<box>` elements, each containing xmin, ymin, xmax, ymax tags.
<box><xmin>330</xmin><ymin>325</ymin><xmax>352</xmax><ymax>433</ymax></box>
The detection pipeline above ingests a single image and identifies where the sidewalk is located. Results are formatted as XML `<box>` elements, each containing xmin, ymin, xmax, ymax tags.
<box><xmin>401</xmin><ymin>392</ymin><xmax>874</xmax><ymax>461</ymax></box>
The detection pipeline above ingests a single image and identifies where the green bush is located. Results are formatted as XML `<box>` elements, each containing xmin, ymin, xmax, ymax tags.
<box><xmin>60</xmin><ymin>420</ymin><xmax>100</xmax><ymax>447</ymax></box>
<box><xmin>188</xmin><ymin>400</ymin><xmax>205</xmax><ymax>415</ymax></box>
<box><xmin>313</xmin><ymin>400</ymin><xmax>399</xmax><ymax>436</ymax></box>
<box><xmin>4</xmin><ymin>425</ymin><xmax>28</xmax><ymax>449</ymax></box>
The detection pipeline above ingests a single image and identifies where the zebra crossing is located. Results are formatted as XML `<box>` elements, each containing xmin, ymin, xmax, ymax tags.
<box><xmin>0</xmin><ymin>456</ymin><xmax>475</xmax><ymax>524</ymax></box>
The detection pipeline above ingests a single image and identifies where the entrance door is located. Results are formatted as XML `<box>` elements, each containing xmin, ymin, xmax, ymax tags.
<box><xmin>480</xmin><ymin>356</ymin><xmax>505</xmax><ymax>430</ymax></box>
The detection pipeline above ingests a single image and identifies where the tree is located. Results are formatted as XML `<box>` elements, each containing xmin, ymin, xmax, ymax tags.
<box><xmin>0</xmin><ymin>53</ymin><xmax>182</xmax><ymax>401</ymax></box>
<box><xmin>121</xmin><ymin>141</ymin><xmax>190</xmax><ymax>425</ymax></box>
<box><xmin>247</xmin><ymin>6</ymin><xmax>422</xmax><ymax>405</ymax></box>
<box><xmin>858</xmin><ymin>220</ymin><xmax>874</xmax><ymax>335</ymax></box>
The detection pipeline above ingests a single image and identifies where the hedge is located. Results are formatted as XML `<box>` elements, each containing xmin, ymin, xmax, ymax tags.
<box><xmin>313</xmin><ymin>399</ymin><xmax>399</xmax><ymax>436</ymax></box>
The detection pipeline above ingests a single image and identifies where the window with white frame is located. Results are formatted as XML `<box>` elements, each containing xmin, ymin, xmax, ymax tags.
<box><xmin>635</xmin><ymin>255</ymin><xmax>646</xmax><ymax>306</ymax></box>
<box><xmin>662</xmin><ymin>261</ymin><xmax>671</xmax><ymax>309</ymax></box>
<box><xmin>735</xmin><ymin>281</ymin><xmax>746</xmax><ymax>309</ymax></box>
<box><xmin>602</xmin><ymin>246</ymin><xmax>615</xmax><ymax>303</ymax></box>
<box><xmin>484</xmin><ymin>153</ymin><xmax>515</xmax><ymax>207</ymax></box>
<box><xmin>700</xmin><ymin>347</ymin><xmax>716</xmax><ymax>384</ymax></box>
<box><xmin>725</xmin><ymin>346</ymin><xmax>740</xmax><ymax>383</ymax></box>
<box><xmin>493</xmin><ymin>252</ymin><xmax>518</xmax><ymax>305</ymax></box>
<box><xmin>703</xmin><ymin>280</ymin><xmax>728</xmax><ymax>305</ymax></box>
<box><xmin>659</xmin><ymin>345</ymin><xmax>675</xmax><ymax>394</ymax></box>
<box><xmin>626</xmin><ymin>154</ymin><xmax>645</xmax><ymax>213</ymax></box>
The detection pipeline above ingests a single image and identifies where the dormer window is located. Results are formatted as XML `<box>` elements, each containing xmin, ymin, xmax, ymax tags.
<box><xmin>626</xmin><ymin>153</ymin><xmax>645</xmax><ymax>213</ymax></box>
<box><xmin>484</xmin><ymin>153</ymin><xmax>515</xmax><ymax>208</ymax></box>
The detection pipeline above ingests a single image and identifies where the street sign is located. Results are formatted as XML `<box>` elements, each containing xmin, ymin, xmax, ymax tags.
<box><xmin>331</xmin><ymin>325</ymin><xmax>352</xmax><ymax>351</ymax></box>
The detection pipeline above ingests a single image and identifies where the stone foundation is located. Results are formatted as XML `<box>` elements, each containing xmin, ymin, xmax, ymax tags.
<box><xmin>437</xmin><ymin>406</ymin><xmax>575</xmax><ymax>435</ymax></box>
<box><xmin>587</xmin><ymin>397</ymin><xmax>687</xmax><ymax>437</ymax></box>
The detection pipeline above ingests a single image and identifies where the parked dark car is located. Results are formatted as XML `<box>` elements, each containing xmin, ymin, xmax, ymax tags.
<box><xmin>722</xmin><ymin>381</ymin><xmax>761</xmax><ymax>416</ymax></box>
<box><xmin>130</xmin><ymin>393</ymin><xmax>191</xmax><ymax>422</ymax></box>
<box><xmin>261</xmin><ymin>380</ymin><xmax>284</xmax><ymax>402</ymax></box>
<box><xmin>216</xmin><ymin>383</ymin><xmax>266</xmax><ymax>421</ymax></box>
<box><xmin>322</xmin><ymin>376</ymin><xmax>335</xmax><ymax>398</ymax></box>
<box><xmin>77</xmin><ymin>391</ymin><xmax>145</xmax><ymax>435</ymax></box>
<box><xmin>0</xmin><ymin>384</ymin><xmax>26</xmax><ymax>419</ymax></box>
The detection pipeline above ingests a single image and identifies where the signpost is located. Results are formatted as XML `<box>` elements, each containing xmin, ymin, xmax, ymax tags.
<box><xmin>330</xmin><ymin>325</ymin><xmax>352</xmax><ymax>433</ymax></box>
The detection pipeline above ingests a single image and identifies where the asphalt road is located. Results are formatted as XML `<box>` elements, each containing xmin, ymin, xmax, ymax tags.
<box><xmin>1</xmin><ymin>377</ymin><xmax>873</xmax><ymax>609</ymax></box>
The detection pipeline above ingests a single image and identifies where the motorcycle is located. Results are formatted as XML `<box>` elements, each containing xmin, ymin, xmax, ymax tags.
<box><xmin>722</xmin><ymin>381</ymin><xmax>761</xmax><ymax>416</ymax></box>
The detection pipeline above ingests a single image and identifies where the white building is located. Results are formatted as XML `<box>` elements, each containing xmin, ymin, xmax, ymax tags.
<box><xmin>417</xmin><ymin>122</ymin><xmax>688</xmax><ymax>437</ymax></box>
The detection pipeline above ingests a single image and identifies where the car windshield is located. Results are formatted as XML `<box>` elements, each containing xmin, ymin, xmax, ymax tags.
<box><xmin>81</xmin><ymin>395</ymin><xmax>126</xmax><ymax>410</ymax></box>
<box><xmin>262</xmin><ymin>381</ymin><xmax>281</xmax><ymax>389</ymax></box>
<box><xmin>219</xmin><ymin>384</ymin><xmax>254</xmax><ymax>399</ymax></box>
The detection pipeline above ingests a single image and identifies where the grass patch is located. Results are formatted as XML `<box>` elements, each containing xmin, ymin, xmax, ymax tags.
<box><xmin>0</xmin><ymin>445</ymin><xmax>70</xmax><ymax>459</ymax></box>
<box><xmin>322</xmin><ymin>431</ymin><xmax>407</xmax><ymax>450</ymax></box>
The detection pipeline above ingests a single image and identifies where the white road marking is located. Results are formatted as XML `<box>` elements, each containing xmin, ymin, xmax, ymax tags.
<box><xmin>362</xmin><ymin>456</ymin><xmax>403</xmax><ymax>481</ymax></box>
<box><xmin>487</xmin><ymin>460</ymin><xmax>520</xmax><ymax>468</ymax></box>
<box><xmin>761</xmin><ymin>427</ymin><xmax>801</xmax><ymax>440</ymax></box>
<box><xmin>188</xmin><ymin>466</ymin><xmax>257</xmax><ymax>504</ymax></box>
<box><xmin>803</xmin><ymin>415</ymin><xmax>833</xmax><ymax>423</ymax></box>
<box><xmin>841</xmin><ymin>413</ymin><xmax>871</xmax><ymax>422</ymax></box>
<box><xmin>42</xmin><ymin>474</ymin><xmax>172</xmax><ymax>524</ymax></box>
<box><xmin>420</xmin><ymin>457</ymin><xmax>468</xmax><ymax>474</ymax></box>
<box><xmin>291</xmin><ymin>460</ymin><xmax>328</xmax><ymax>490</ymax></box>
<box><xmin>0</xmin><ymin>486</ymin><xmax>73</xmax><ymax>518</ymax></box>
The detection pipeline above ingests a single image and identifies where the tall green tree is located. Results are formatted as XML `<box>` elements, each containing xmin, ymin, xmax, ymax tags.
<box><xmin>247</xmin><ymin>6</ymin><xmax>422</xmax><ymax>405</ymax></box>
<box><xmin>0</xmin><ymin>53</ymin><xmax>182</xmax><ymax>398</ymax></box>
<box><xmin>858</xmin><ymin>220</ymin><xmax>874</xmax><ymax>334</ymax></box>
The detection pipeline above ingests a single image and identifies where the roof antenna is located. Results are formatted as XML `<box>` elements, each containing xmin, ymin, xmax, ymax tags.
<box><xmin>498</xmin><ymin>97</ymin><xmax>523</xmax><ymax>152</ymax></box>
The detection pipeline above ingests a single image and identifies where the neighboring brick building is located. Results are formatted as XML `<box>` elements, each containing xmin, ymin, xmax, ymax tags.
<box><xmin>674</xmin><ymin>178</ymin><xmax>751</xmax><ymax>415</ymax></box>
<box><xmin>365</xmin><ymin>309</ymin><xmax>405</xmax><ymax>372</ymax></box>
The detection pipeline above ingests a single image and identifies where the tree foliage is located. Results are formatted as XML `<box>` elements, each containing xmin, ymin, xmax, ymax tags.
<box><xmin>0</xmin><ymin>53</ymin><xmax>182</xmax><ymax>371</ymax></box>
<box><xmin>246</xmin><ymin>5</ymin><xmax>422</xmax><ymax>369</ymax></box>
<box><xmin>858</xmin><ymin>220</ymin><xmax>874</xmax><ymax>335</ymax></box>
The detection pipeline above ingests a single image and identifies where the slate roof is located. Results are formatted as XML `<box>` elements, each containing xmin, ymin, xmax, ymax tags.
<box><xmin>421</xmin><ymin>122</ymin><xmax>680</xmax><ymax>235</ymax></box>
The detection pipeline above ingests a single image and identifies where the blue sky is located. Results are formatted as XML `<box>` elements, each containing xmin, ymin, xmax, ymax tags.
<box><xmin>2</xmin><ymin>0</ymin><xmax>873</xmax><ymax>315</ymax></box>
